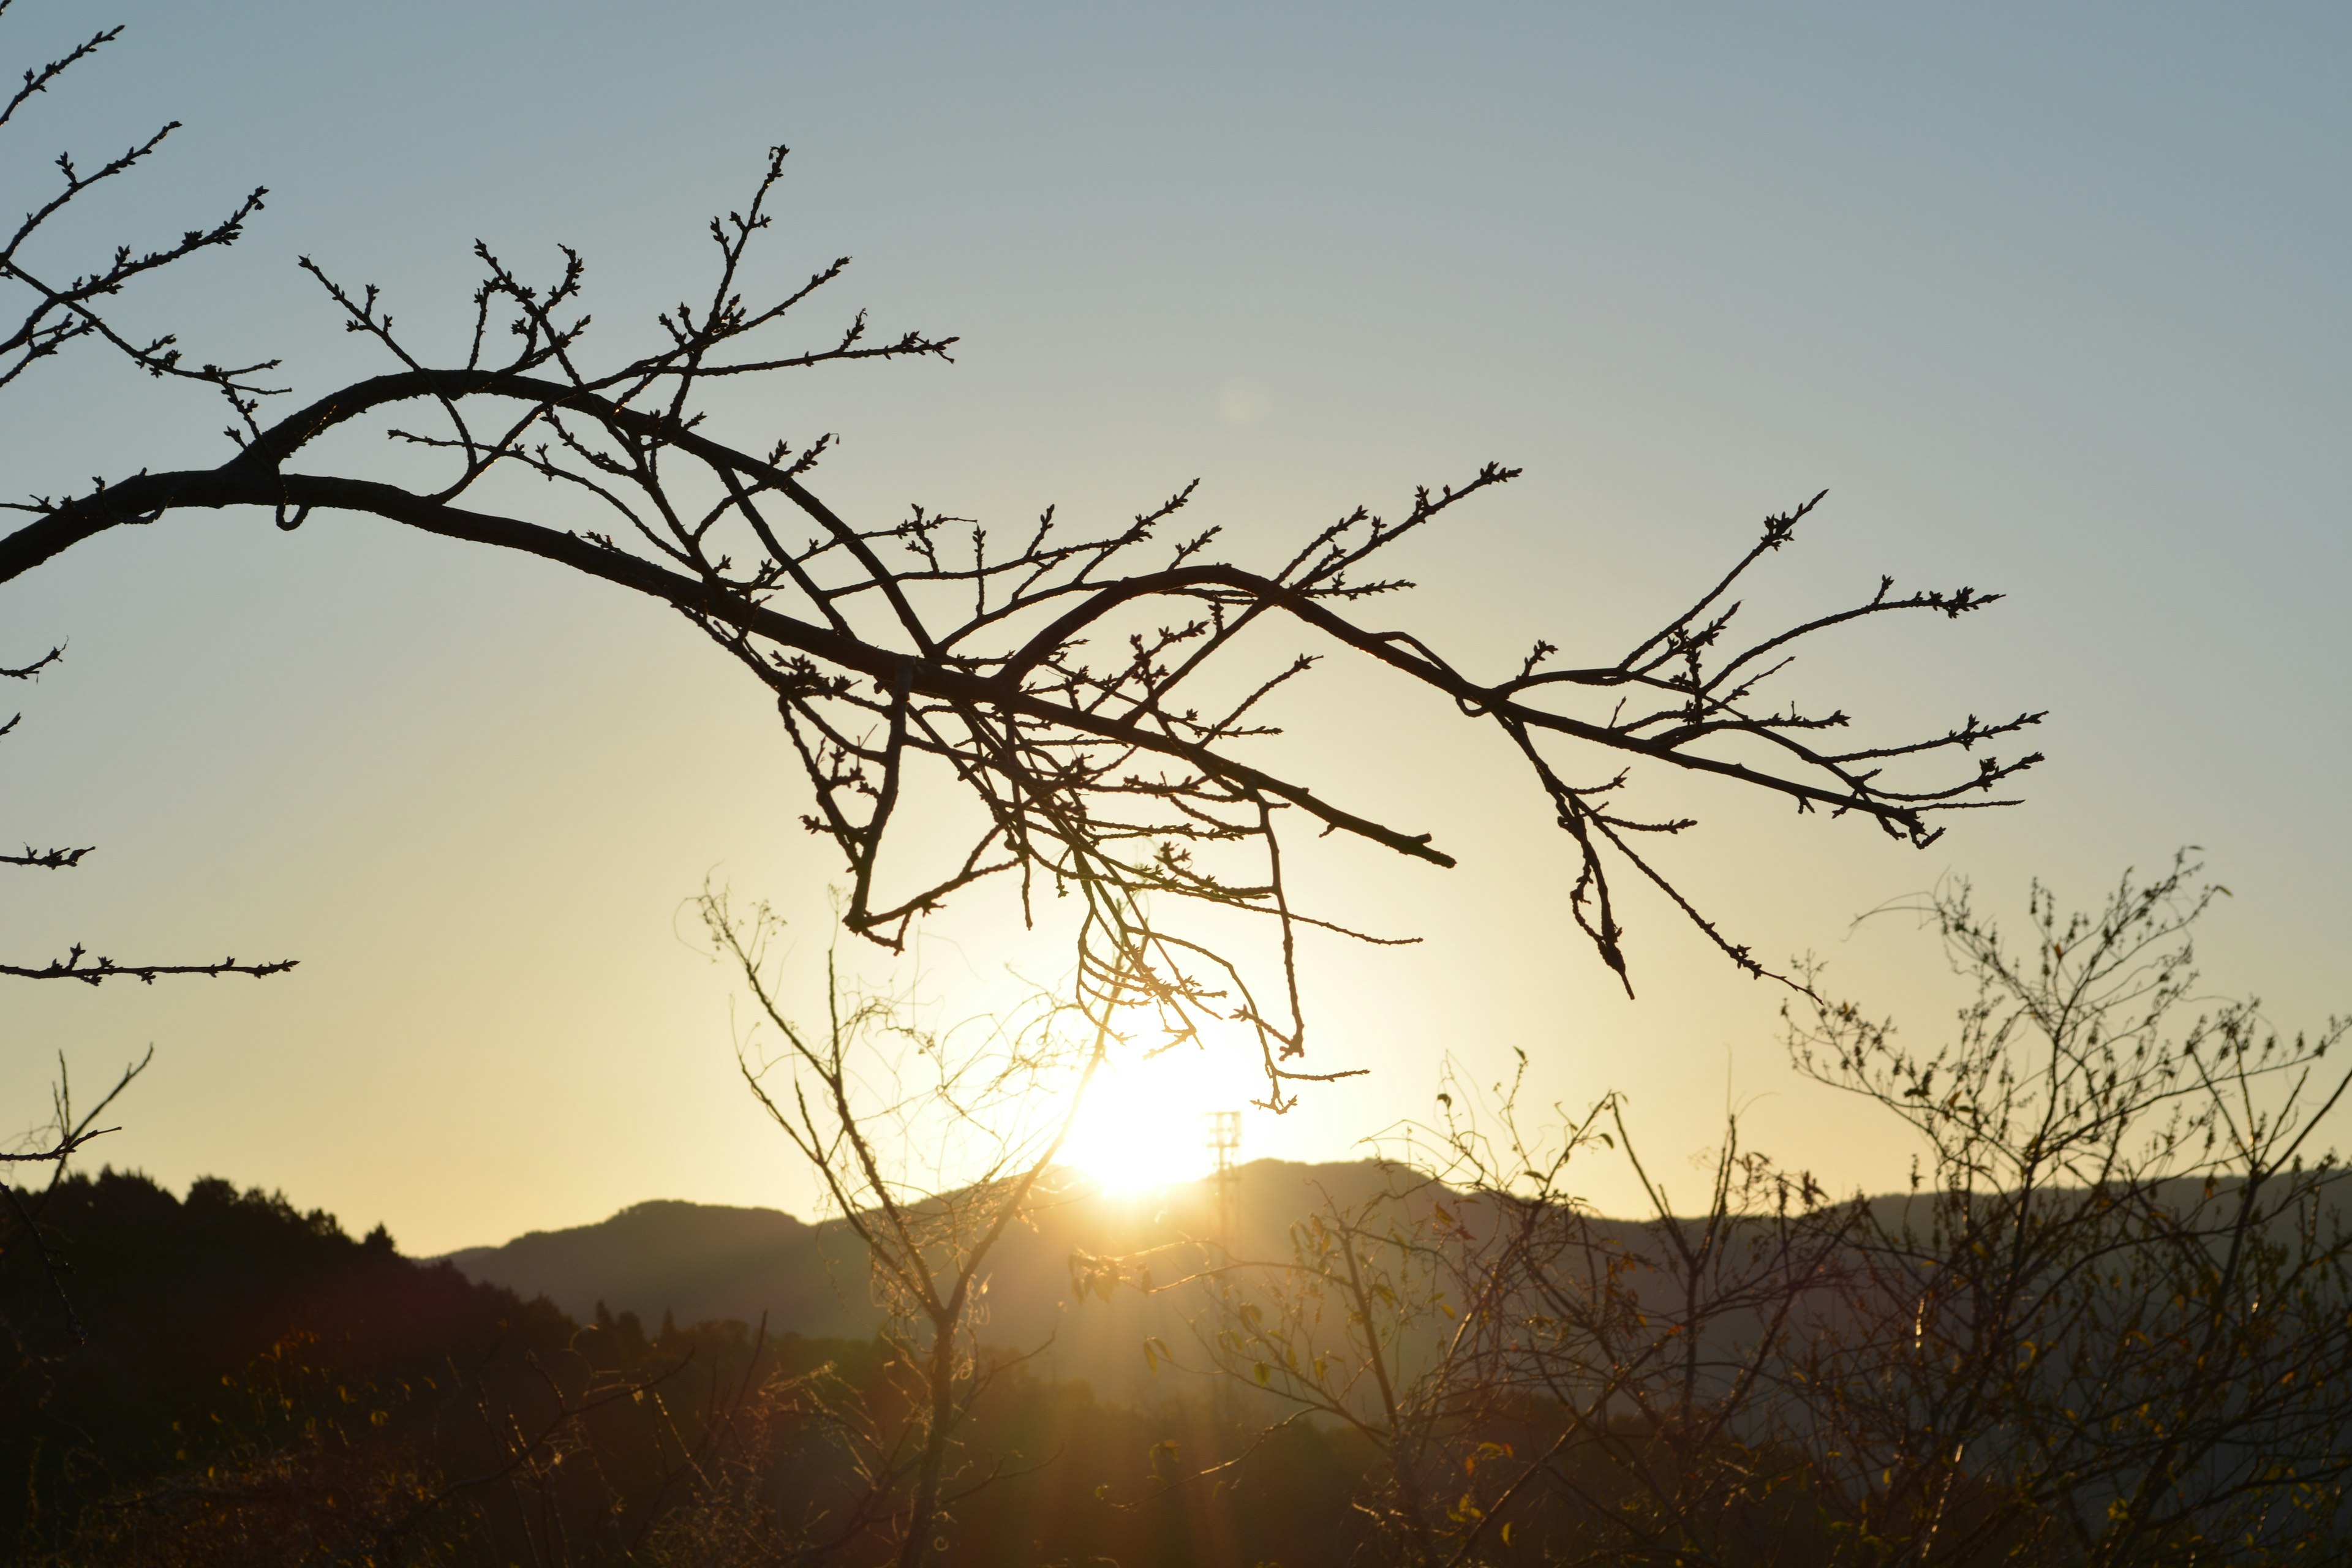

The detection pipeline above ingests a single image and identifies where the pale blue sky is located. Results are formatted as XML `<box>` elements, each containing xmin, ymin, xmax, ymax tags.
<box><xmin>2</xmin><ymin>3</ymin><xmax>2346</xmax><ymax>1251</ymax></box>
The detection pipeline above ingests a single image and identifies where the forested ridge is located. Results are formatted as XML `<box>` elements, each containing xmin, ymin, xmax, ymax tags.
<box><xmin>14</xmin><ymin>1113</ymin><xmax>2352</xmax><ymax>1567</ymax></box>
<box><xmin>1</xmin><ymin>1166</ymin><xmax>1375</xmax><ymax>1567</ymax></box>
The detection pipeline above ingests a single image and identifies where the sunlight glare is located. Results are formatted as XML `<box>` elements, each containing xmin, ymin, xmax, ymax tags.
<box><xmin>1060</xmin><ymin>1049</ymin><xmax>1237</xmax><ymax>1194</ymax></box>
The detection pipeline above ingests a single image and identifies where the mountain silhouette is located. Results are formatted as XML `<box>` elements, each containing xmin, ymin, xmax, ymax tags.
<box><xmin>440</xmin><ymin>1158</ymin><xmax>1420</xmax><ymax>1401</ymax></box>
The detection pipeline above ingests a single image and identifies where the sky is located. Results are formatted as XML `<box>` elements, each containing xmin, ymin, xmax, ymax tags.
<box><xmin>2</xmin><ymin>2</ymin><xmax>2346</xmax><ymax>1254</ymax></box>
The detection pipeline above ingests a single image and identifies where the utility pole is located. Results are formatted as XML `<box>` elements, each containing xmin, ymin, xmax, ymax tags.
<box><xmin>1205</xmin><ymin>1110</ymin><xmax>1242</xmax><ymax>1249</ymax></box>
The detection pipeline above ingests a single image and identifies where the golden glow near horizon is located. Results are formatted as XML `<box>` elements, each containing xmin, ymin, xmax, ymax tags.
<box><xmin>2</xmin><ymin>4</ymin><xmax>2345</xmax><ymax>1257</ymax></box>
<box><xmin>1060</xmin><ymin>1049</ymin><xmax>1238</xmax><ymax>1195</ymax></box>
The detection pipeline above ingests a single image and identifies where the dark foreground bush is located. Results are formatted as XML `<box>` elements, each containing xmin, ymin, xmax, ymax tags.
<box><xmin>1</xmin><ymin>1167</ymin><xmax>1376</xmax><ymax>1567</ymax></box>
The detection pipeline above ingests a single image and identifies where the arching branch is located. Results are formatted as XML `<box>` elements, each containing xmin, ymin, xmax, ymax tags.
<box><xmin>0</xmin><ymin>132</ymin><xmax>2041</xmax><ymax>1105</ymax></box>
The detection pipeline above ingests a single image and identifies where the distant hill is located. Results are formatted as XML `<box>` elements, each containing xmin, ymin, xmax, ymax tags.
<box><xmin>440</xmin><ymin>1159</ymin><xmax>1414</xmax><ymax>1401</ymax></box>
<box><xmin>442</xmin><ymin>1197</ymin><xmax>869</xmax><ymax>1336</ymax></box>
<box><xmin>459</xmin><ymin>1163</ymin><xmax>2279</xmax><ymax>1408</ymax></box>
<box><xmin>7</xmin><ymin>1167</ymin><xmax>1366</xmax><ymax>1567</ymax></box>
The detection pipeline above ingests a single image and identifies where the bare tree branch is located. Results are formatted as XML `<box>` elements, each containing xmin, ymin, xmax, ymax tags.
<box><xmin>0</xmin><ymin>53</ymin><xmax>2041</xmax><ymax>1104</ymax></box>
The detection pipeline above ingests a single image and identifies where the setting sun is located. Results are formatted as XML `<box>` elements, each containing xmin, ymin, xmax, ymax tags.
<box><xmin>1060</xmin><ymin>1050</ymin><xmax>1239</xmax><ymax>1194</ymax></box>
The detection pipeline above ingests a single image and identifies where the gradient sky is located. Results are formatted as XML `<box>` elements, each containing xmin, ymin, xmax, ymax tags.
<box><xmin>2</xmin><ymin>2</ymin><xmax>2346</xmax><ymax>1254</ymax></box>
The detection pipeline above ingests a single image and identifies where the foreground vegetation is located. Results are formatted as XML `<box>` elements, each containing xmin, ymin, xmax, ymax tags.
<box><xmin>7</xmin><ymin>862</ymin><xmax>2350</xmax><ymax>1566</ymax></box>
<box><xmin>0</xmin><ymin>1168</ymin><xmax>1373</xmax><ymax>1567</ymax></box>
